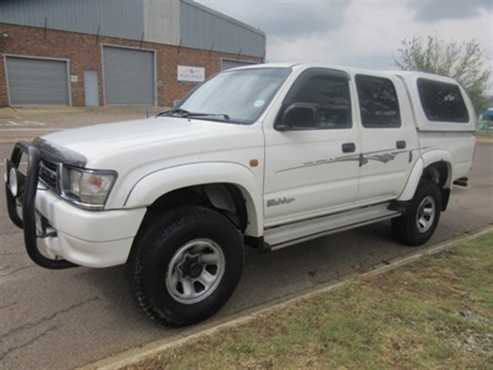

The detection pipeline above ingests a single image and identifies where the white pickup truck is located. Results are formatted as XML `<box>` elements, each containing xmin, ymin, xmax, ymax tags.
<box><xmin>5</xmin><ymin>64</ymin><xmax>476</xmax><ymax>326</ymax></box>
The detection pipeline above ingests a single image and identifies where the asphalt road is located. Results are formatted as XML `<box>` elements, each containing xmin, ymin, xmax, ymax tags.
<box><xmin>0</xmin><ymin>107</ymin><xmax>160</xmax><ymax>144</ymax></box>
<box><xmin>0</xmin><ymin>132</ymin><xmax>492</xmax><ymax>370</ymax></box>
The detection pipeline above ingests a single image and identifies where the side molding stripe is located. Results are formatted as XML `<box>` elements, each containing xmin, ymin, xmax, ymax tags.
<box><xmin>278</xmin><ymin>147</ymin><xmax>422</xmax><ymax>174</ymax></box>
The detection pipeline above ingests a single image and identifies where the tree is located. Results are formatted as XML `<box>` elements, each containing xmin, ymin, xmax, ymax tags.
<box><xmin>395</xmin><ymin>36</ymin><xmax>491</xmax><ymax>113</ymax></box>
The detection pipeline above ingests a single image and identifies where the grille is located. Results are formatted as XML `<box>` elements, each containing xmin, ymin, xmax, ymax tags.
<box><xmin>39</xmin><ymin>160</ymin><xmax>58</xmax><ymax>190</ymax></box>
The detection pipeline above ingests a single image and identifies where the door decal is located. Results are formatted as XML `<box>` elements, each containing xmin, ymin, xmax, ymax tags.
<box><xmin>278</xmin><ymin>148</ymin><xmax>425</xmax><ymax>173</ymax></box>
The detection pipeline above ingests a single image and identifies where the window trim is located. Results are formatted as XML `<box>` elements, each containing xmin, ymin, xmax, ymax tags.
<box><xmin>275</xmin><ymin>67</ymin><xmax>353</xmax><ymax>131</ymax></box>
<box><xmin>417</xmin><ymin>78</ymin><xmax>470</xmax><ymax>124</ymax></box>
<box><xmin>355</xmin><ymin>74</ymin><xmax>402</xmax><ymax>129</ymax></box>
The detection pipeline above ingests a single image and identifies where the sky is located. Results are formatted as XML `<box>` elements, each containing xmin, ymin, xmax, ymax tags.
<box><xmin>198</xmin><ymin>0</ymin><xmax>493</xmax><ymax>92</ymax></box>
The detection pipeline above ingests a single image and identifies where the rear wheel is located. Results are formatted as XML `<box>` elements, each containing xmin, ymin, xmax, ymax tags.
<box><xmin>392</xmin><ymin>182</ymin><xmax>442</xmax><ymax>247</ymax></box>
<box><xmin>127</xmin><ymin>206</ymin><xmax>244</xmax><ymax>327</ymax></box>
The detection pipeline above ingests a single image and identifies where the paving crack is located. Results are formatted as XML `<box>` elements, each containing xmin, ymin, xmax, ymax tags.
<box><xmin>0</xmin><ymin>296</ymin><xmax>99</xmax><ymax>341</ymax></box>
<box><xmin>0</xmin><ymin>231</ymin><xmax>24</xmax><ymax>237</ymax></box>
<box><xmin>0</xmin><ymin>265</ymin><xmax>36</xmax><ymax>277</ymax></box>
<box><xmin>0</xmin><ymin>252</ymin><xmax>23</xmax><ymax>256</ymax></box>
<box><xmin>0</xmin><ymin>325</ymin><xmax>59</xmax><ymax>362</ymax></box>
<box><xmin>0</xmin><ymin>302</ymin><xmax>17</xmax><ymax>311</ymax></box>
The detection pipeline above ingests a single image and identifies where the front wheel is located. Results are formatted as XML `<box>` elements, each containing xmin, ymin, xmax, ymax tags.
<box><xmin>127</xmin><ymin>206</ymin><xmax>244</xmax><ymax>327</ymax></box>
<box><xmin>392</xmin><ymin>182</ymin><xmax>442</xmax><ymax>247</ymax></box>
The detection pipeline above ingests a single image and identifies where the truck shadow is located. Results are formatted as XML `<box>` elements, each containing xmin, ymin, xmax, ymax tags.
<box><xmin>78</xmin><ymin>221</ymin><xmax>419</xmax><ymax>329</ymax></box>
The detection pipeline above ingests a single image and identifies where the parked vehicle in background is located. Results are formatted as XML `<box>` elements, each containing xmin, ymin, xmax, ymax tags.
<box><xmin>479</xmin><ymin>108</ymin><xmax>493</xmax><ymax>132</ymax></box>
<box><xmin>5</xmin><ymin>64</ymin><xmax>476</xmax><ymax>326</ymax></box>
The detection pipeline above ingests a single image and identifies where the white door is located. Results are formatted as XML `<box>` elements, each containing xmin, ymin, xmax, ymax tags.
<box><xmin>84</xmin><ymin>71</ymin><xmax>99</xmax><ymax>106</ymax></box>
<box><xmin>264</xmin><ymin>68</ymin><xmax>360</xmax><ymax>227</ymax></box>
<box><xmin>355</xmin><ymin>74</ymin><xmax>418</xmax><ymax>203</ymax></box>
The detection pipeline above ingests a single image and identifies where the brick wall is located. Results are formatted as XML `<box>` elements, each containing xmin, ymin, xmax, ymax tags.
<box><xmin>0</xmin><ymin>23</ymin><xmax>261</xmax><ymax>107</ymax></box>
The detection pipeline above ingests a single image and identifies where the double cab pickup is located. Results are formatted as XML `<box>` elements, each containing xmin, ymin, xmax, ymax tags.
<box><xmin>5</xmin><ymin>64</ymin><xmax>476</xmax><ymax>326</ymax></box>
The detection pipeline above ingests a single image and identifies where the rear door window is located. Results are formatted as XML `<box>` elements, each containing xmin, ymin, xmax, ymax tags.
<box><xmin>355</xmin><ymin>75</ymin><xmax>401</xmax><ymax>128</ymax></box>
<box><xmin>417</xmin><ymin>79</ymin><xmax>469</xmax><ymax>123</ymax></box>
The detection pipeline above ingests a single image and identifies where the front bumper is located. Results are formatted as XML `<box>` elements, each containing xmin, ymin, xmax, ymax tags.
<box><xmin>5</xmin><ymin>142</ymin><xmax>146</xmax><ymax>268</ymax></box>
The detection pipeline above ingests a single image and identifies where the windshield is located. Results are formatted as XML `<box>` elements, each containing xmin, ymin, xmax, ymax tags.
<box><xmin>177</xmin><ymin>67</ymin><xmax>292</xmax><ymax>124</ymax></box>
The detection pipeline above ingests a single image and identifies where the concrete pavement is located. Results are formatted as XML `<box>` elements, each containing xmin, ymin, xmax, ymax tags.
<box><xmin>0</xmin><ymin>113</ymin><xmax>492</xmax><ymax>370</ymax></box>
<box><xmin>0</xmin><ymin>107</ymin><xmax>164</xmax><ymax>144</ymax></box>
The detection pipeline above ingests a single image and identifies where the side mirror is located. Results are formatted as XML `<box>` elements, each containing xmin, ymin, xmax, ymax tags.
<box><xmin>277</xmin><ymin>103</ymin><xmax>318</xmax><ymax>131</ymax></box>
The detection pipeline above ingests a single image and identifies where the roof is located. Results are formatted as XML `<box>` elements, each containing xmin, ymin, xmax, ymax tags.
<box><xmin>230</xmin><ymin>63</ymin><xmax>461</xmax><ymax>83</ymax></box>
<box><xmin>181</xmin><ymin>0</ymin><xmax>265</xmax><ymax>37</ymax></box>
<box><xmin>0</xmin><ymin>0</ymin><xmax>265</xmax><ymax>57</ymax></box>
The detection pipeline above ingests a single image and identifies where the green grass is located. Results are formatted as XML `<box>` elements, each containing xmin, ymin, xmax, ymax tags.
<box><xmin>476</xmin><ymin>132</ymin><xmax>493</xmax><ymax>143</ymax></box>
<box><xmin>129</xmin><ymin>233</ymin><xmax>493</xmax><ymax>370</ymax></box>
<box><xmin>477</xmin><ymin>131</ymin><xmax>493</xmax><ymax>136</ymax></box>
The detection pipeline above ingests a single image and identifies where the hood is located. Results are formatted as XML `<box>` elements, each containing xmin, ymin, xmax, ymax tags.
<box><xmin>39</xmin><ymin>116</ymin><xmax>261</xmax><ymax>169</ymax></box>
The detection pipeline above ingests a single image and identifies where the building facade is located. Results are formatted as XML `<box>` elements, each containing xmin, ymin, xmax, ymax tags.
<box><xmin>0</xmin><ymin>0</ymin><xmax>265</xmax><ymax>107</ymax></box>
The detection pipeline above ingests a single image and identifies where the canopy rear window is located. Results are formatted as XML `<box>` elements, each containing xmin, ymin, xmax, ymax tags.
<box><xmin>417</xmin><ymin>79</ymin><xmax>469</xmax><ymax>123</ymax></box>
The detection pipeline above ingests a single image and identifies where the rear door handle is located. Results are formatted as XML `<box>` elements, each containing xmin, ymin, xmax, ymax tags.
<box><xmin>396</xmin><ymin>140</ymin><xmax>407</xmax><ymax>149</ymax></box>
<box><xmin>342</xmin><ymin>143</ymin><xmax>356</xmax><ymax>153</ymax></box>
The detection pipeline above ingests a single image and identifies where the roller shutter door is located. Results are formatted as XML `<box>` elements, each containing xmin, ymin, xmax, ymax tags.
<box><xmin>6</xmin><ymin>57</ymin><xmax>69</xmax><ymax>105</ymax></box>
<box><xmin>221</xmin><ymin>59</ymin><xmax>257</xmax><ymax>71</ymax></box>
<box><xmin>103</xmin><ymin>47</ymin><xmax>155</xmax><ymax>105</ymax></box>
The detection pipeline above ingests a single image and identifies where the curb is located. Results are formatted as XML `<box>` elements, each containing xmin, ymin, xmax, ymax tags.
<box><xmin>0</xmin><ymin>106</ymin><xmax>167</xmax><ymax>115</ymax></box>
<box><xmin>477</xmin><ymin>138</ymin><xmax>493</xmax><ymax>144</ymax></box>
<box><xmin>0</xmin><ymin>130</ymin><xmax>60</xmax><ymax>145</ymax></box>
<box><xmin>77</xmin><ymin>225</ymin><xmax>493</xmax><ymax>370</ymax></box>
<box><xmin>0</xmin><ymin>138</ymin><xmax>36</xmax><ymax>145</ymax></box>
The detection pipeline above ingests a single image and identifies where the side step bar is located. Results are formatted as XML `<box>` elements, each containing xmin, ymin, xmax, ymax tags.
<box><xmin>264</xmin><ymin>203</ymin><xmax>401</xmax><ymax>251</ymax></box>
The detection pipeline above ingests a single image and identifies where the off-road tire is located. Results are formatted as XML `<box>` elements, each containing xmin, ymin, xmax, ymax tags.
<box><xmin>127</xmin><ymin>206</ymin><xmax>244</xmax><ymax>327</ymax></box>
<box><xmin>392</xmin><ymin>182</ymin><xmax>442</xmax><ymax>247</ymax></box>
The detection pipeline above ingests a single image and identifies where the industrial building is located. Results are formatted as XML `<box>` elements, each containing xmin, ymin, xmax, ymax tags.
<box><xmin>0</xmin><ymin>0</ymin><xmax>265</xmax><ymax>107</ymax></box>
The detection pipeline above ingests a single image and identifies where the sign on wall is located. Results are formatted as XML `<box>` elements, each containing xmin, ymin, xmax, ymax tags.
<box><xmin>177</xmin><ymin>65</ymin><xmax>206</xmax><ymax>83</ymax></box>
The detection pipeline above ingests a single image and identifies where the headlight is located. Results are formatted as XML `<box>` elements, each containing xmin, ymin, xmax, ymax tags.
<box><xmin>61</xmin><ymin>167</ymin><xmax>117</xmax><ymax>209</ymax></box>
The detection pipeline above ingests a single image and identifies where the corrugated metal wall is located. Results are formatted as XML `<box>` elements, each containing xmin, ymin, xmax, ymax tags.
<box><xmin>180</xmin><ymin>0</ymin><xmax>265</xmax><ymax>58</ymax></box>
<box><xmin>143</xmin><ymin>0</ymin><xmax>180</xmax><ymax>46</ymax></box>
<box><xmin>221</xmin><ymin>59</ymin><xmax>258</xmax><ymax>71</ymax></box>
<box><xmin>0</xmin><ymin>0</ymin><xmax>145</xmax><ymax>42</ymax></box>
<box><xmin>0</xmin><ymin>0</ymin><xmax>265</xmax><ymax>58</ymax></box>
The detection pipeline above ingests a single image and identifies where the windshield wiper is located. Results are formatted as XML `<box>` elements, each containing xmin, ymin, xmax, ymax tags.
<box><xmin>187</xmin><ymin>112</ymin><xmax>231</xmax><ymax>120</ymax></box>
<box><xmin>157</xmin><ymin>108</ymin><xmax>191</xmax><ymax>117</ymax></box>
<box><xmin>158</xmin><ymin>109</ymin><xmax>230</xmax><ymax>121</ymax></box>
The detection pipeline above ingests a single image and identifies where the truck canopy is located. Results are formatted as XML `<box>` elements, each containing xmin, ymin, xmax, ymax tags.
<box><xmin>393</xmin><ymin>72</ymin><xmax>476</xmax><ymax>132</ymax></box>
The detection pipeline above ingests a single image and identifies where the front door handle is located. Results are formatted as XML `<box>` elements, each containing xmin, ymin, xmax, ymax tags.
<box><xmin>396</xmin><ymin>140</ymin><xmax>407</xmax><ymax>149</ymax></box>
<box><xmin>342</xmin><ymin>142</ymin><xmax>356</xmax><ymax>153</ymax></box>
